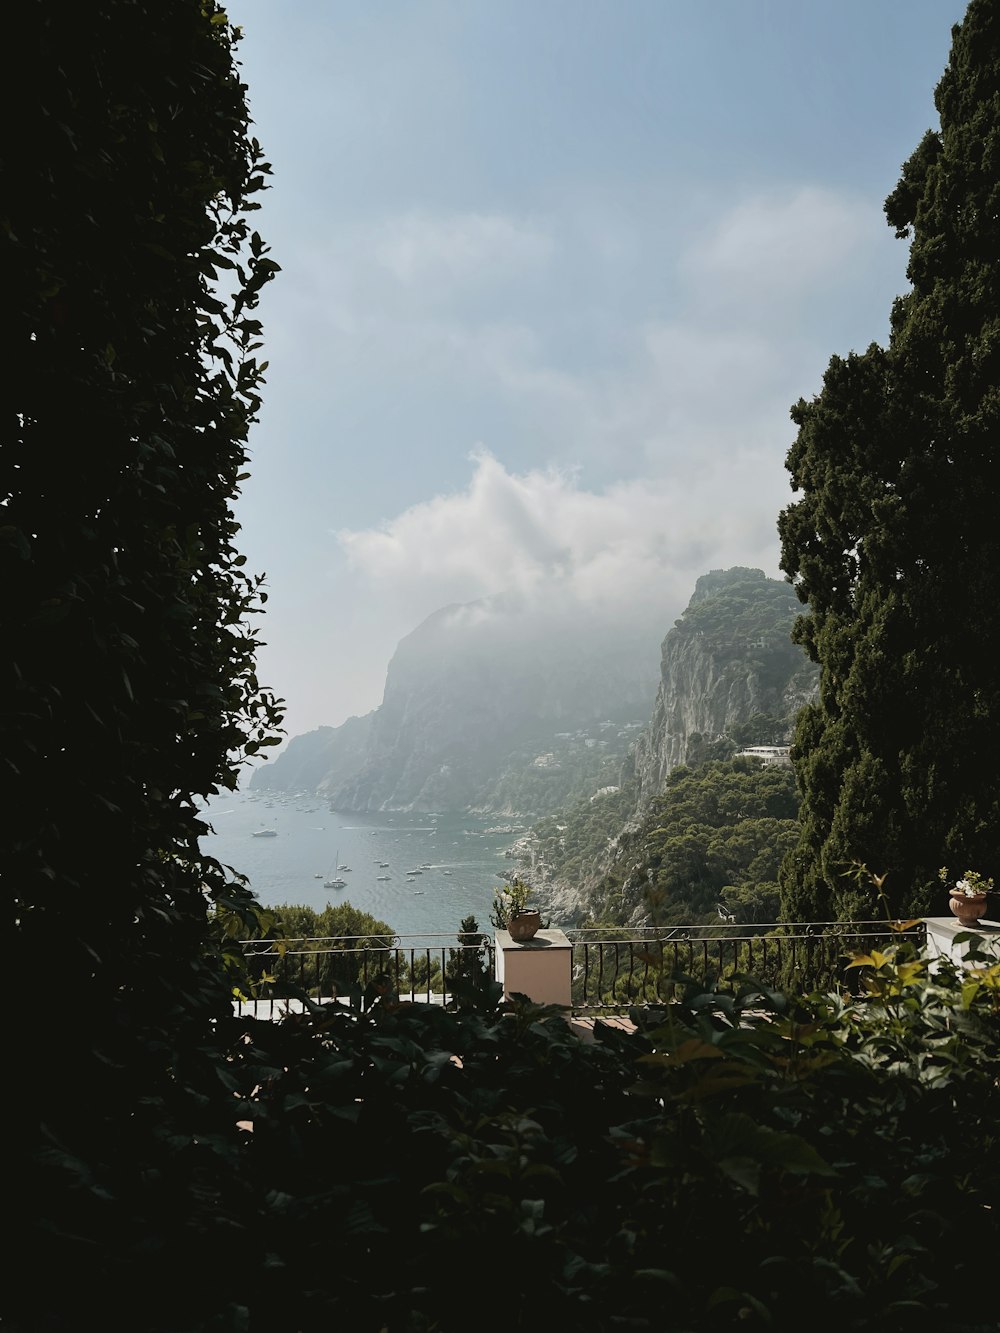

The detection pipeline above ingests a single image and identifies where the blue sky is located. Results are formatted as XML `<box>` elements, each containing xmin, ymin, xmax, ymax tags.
<box><xmin>227</xmin><ymin>0</ymin><xmax>967</xmax><ymax>740</ymax></box>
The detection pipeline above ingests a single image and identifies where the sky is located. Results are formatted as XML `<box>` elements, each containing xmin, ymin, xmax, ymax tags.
<box><xmin>225</xmin><ymin>0</ymin><xmax>968</xmax><ymax>742</ymax></box>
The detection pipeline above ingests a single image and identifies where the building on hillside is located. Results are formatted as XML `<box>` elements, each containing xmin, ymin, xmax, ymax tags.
<box><xmin>736</xmin><ymin>745</ymin><xmax>791</xmax><ymax>767</ymax></box>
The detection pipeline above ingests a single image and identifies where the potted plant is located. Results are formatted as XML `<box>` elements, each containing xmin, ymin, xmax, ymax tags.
<box><xmin>939</xmin><ymin>866</ymin><xmax>993</xmax><ymax>927</ymax></box>
<box><xmin>490</xmin><ymin>876</ymin><xmax>543</xmax><ymax>942</ymax></box>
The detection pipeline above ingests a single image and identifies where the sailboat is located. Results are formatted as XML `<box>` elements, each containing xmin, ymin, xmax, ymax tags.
<box><xmin>324</xmin><ymin>850</ymin><xmax>347</xmax><ymax>890</ymax></box>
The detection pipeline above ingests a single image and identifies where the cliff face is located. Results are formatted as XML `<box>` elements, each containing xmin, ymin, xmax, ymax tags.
<box><xmin>251</xmin><ymin>593</ymin><xmax>663</xmax><ymax>814</ymax></box>
<box><xmin>249</xmin><ymin>712</ymin><xmax>373</xmax><ymax>794</ymax></box>
<box><xmin>329</xmin><ymin>598</ymin><xmax>658</xmax><ymax>814</ymax></box>
<box><xmin>622</xmin><ymin>568</ymin><xmax>818</xmax><ymax>810</ymax></box>
<box><xmin>524</xmin><ymin>568</ymin><xmax>818</xmax><ymax>924</ymax></box>
<box><xmin>252</xmin><ymin>572</ymin><xmax>815</xmax><ymax>819</ymax></box>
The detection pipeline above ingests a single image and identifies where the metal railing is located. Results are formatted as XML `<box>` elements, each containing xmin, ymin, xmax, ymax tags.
<box><xmin>565</xmin><ymin>920</ymin><xmax>927</xmax><ymax>1010</ymax></box>
<box><xmin>236</xmin><ymin>920</ymin><xmax>926</xmax><ymax>1016</ymax></box>
<box><xmin>237</xmin><ymin>932</ymin><xmax>495</xmax><ymax>1016</ymax></box>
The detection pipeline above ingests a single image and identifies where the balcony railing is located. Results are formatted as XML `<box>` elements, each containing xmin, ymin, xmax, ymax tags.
<box><xmin>238</xmin><ymin>931</ymin><xmax>496</xmax><ymax>1016</ymax></box>
<box><xmin>237</xmin><ymin>919</ymin><xmax>926</xmax><ymax>1016</ymax></box>
<box><xmin>565</xmin><ymin>920</ymin><xmax>926</xmax><ymax>1009</ymax></box>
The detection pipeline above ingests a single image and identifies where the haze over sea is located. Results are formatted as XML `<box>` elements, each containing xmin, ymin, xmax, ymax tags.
<box><xmin>198</xmin><ymin>788</ymin><xmax>526</xmax><ymax>937</ymax></box>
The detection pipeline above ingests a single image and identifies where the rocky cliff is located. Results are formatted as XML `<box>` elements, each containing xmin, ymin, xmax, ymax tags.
<box><xmin>329</xmin><ymin>597</ymin><xmax>658</xmax><ymax>814</ymax></box>
<box><xmin>249</xmin><ymin>712</ymin><xmax>373</xmax><ymax>794</ymax></box>
<box><xmin>251</xmin><ymin>572</ymin><xmax>815</xmax><ymax>820</ymax></box>
<box><xmin>521</xmin><ymin>568</ymin><xmax>818</xmax><ymax>925</ymax></box>
<box><xmin>621</xmin><ymin>568</ymin><xmax>818</xmax><ymax>810</ymax></box>
<box><xmin>251</xmin><ymin>593</ymin><xmax>662</xmax><ymax>815</ymax></box>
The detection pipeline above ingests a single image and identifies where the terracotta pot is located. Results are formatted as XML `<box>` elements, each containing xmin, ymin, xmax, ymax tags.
<box><xmin>507</xmin><ymin>910</ymin><xmax>542</xmax><ymax>942</ymax></box>
<box><xmin>949</xmin><ymin>890</ymin><xmax>988</xmax><ymax>928</ymax></box>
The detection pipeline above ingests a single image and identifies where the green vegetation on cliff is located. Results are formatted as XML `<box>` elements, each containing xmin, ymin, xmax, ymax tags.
<box><xmin>526</xmin><ymin>569</ymin><xmax>814</xmax><ymax>926</ymax></box>
<box><xmin>675</xmin><ymin>567</ymin><xmax>813</xmax><ymax>695</ymax></box>
<box><xmin>531</xmin><ymin>782</ymin><xmax>638</xmax><ymax>908</ymax></box>
<box><xmin>626</xmin><ymin>568</ymin><xmax>817</xmax><ymax>814</ymax></box>
<box><xmin>533</xmin><ymin>757</ymin><xmax>800</xmax><ymax>928</ymax></box>
<box><xmin>475</xmin><ymin>739</ymin><xmax>626</xmax><ymax>816</ymax></box>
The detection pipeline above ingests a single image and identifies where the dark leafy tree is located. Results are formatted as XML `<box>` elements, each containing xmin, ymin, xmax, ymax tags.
<box><xmin>232</xmin><ymin>901</ymin><xmax>398</xmax><ymax>1001</ymax></box>
<box><xmin>445</xmin><ymin>913</ymin><xmax>499</xmax><ymax>1008</ymax></box>
<box><xmin>3</xmin><ymin>2</ymin><xmax>281</xmax><ymax>1324</ymax></box>
<box><xmin>778</xmin><ymin>0</ymin><xmax>1000</xmax><ymax>921</ymax></box>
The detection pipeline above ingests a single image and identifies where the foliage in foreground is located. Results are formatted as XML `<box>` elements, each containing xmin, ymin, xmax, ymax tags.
<box><xmin>6</xmin><ymin>0</ymin><xmax>282</xmax><ymax>1319</ymax></box>
<box><xmin>20</xmin><ymin>937</ymin><xmax>1000</xmax><ymax>1332</ymax></box>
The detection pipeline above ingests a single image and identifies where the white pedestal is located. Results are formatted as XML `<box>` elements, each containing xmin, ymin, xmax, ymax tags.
<box><xmin>495</xmin><ymin>928</ymin><xmax>572</xmax><ymax>1006</ymax></box>
<box><xmin>924</xmin><ymin>916</ymin><xmax>1000</xmax><ymax>967</ymax></box>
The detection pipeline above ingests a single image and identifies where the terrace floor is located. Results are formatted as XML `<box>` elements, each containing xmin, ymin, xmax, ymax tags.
<box><xmin>235</xmin><ymin>996</ymin><xmax>638</xmax><ymax>1043</ymax></box>
<box><xmin>565</xmin><ymin>1014</ymin><xmax>638</xmax><ymax>1042</ymax></box>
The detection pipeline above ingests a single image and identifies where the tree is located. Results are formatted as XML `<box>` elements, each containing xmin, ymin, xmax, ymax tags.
<box><xmin>3</xmin><ymin>2</ymin><xmax>281</xmax><ymax>1323</ymax></box>
<box><xmin>778</xmin><ymin>0</ymin><xmax>1000</xmax><ymax>921</ymax></box>
<box><xmin>233</xmin><ymin>901</ymin><xmax>398</xmax><ymax>1001</ymax></box>
<box><xmin>445</xmin><ymin>913</ymin><xmax>496</xmax><ymax>1007</ymax></box>
<box><xmin>581</xmin><ymin>758</ymin><xmax>801</xmax><ymax>927</ymax></box>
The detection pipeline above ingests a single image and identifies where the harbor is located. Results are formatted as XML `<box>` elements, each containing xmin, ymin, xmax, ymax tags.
<box><xmin>199</xmin><ymin>788</ymin><xmax>527</xmax><ymax>935</ymax></box>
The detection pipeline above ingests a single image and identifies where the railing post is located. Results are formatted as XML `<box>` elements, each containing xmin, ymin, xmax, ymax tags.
<box><xmin>924</xmin><ymin>915</ymin><xmax>1000</xmax><ymax>967</ymax></box>
<box><xmin>495</xmin><ymin>928</ymin><xmax>572</xmax><ymax>1006</ymax></box>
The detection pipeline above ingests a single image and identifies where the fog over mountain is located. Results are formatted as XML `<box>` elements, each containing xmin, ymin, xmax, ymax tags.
<box><xmin>250</xmin><ymin>565</ymin><xmax>820</xmax><ymax>827</ymax></box>
<box><xmin>250</xmin><ymin>587</ymin><xmax>667</xmax><ymax>814</ymax></box>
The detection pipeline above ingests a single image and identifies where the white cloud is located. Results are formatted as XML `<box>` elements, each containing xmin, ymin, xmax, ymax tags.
<box><xmin>263</xmin><ymin>185</ymin><xmax>895</xmax><ymax>464</ymax></box>
<box><xmin>326</xmin><ymin>188</ymin><xmax>896</xmax><ymax>632</ymax></box>
<box><xmin>337</xmin><ymin>449</ymin><xmax>783</xmax><ymax>624</ymax></box>
<box><xmin>281</xmin><ymin>209</ymin><xmax>554</xmax><ymax>327</ymax></box>
<box><xmin>247</xmin><ymin>184</ymin><xmax>908</xmax><ymax>733</ymax></box>
<box><xmin>372</xmin><ymin>210</ymin><xmax>553</xmax><ymax>286</ymax></box>
<box><xmin>682</xmin><ymin>186</ymin><xmax>888</xmax><ymax>322</ymax></box>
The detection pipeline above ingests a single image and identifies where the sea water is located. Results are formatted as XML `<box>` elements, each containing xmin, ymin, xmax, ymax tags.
<box><xmin>198</xmin><ymin>788</ymin><xmax>526</xmax><ymax>938</ymax></box>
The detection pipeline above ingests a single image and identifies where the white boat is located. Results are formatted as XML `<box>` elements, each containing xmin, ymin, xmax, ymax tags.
<box><xmin>324</xmin><ymin>851</ymin><xmax>347</xmax><ymax>889</ymax></box>
<box><xmin>377</xmin><ymin>875</ymin><xmax>390</xmax><ymax>881</ymax></box>
<box><xmin>252</xmin><ymin>829</ymin><xmax>278</xmax><ymax>838</ymax></box>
